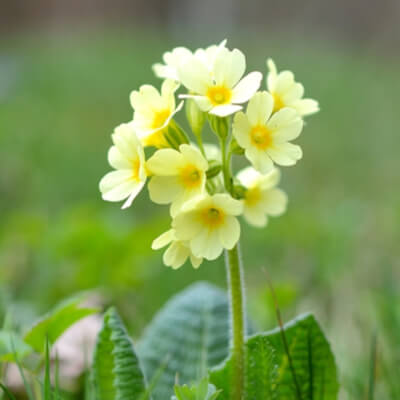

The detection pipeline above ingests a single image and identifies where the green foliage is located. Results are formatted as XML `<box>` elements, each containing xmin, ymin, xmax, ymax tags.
<box><xmin>172</xmin><ymin>377</ymin><xmax>221</xmax><ymax>400</ymax></box>
<box><xmin>138</xmin><ymin>283</ymin><xmax>231</xmax><ymax>400</ymax></box>
<box><xmin>0</xmin><ymin>330</ymin><xmax>32</xmax><ymax>361</ymax></box>
<box><xmin>0</xmin><ymin>384</ymin><xmax>17</xmax><ymax>400</ymax></box>
<box><xmin>210</xmin><ymin>313</ymin><xmax>339</xmax><ymax>400</ymax></box>
<box><xmin>24</xmin><ymin>295</ymin><xmax>98</xmax><ymax>353</ymax></box>
<box><xmin>92</xmin><ymin>307</ymin><xmax>146</xmax><ymax>400</ymax></box>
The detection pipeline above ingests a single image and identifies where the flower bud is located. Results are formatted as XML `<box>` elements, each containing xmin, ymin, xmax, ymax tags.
<box><xmin>185</xmin><ymin>98</ymin><xmax>205</xmax><ymax>137</ymax></box>
<box><xmin>232</xmin><ymin>184</ymin><xmax>247</xmax><ymax>200</ymax></box>
<box><xmin>206</xmin><ymin>160</ymin><xmax>222</xmax><ymax>179</ymax></box>
<box><xmin>164</xmin><ymin>119</ymin><xmax>190</xmax><ymax>150</ymax></box>
<box><xmin>230</xmin><ymin>138</ymin><xmax>245</xmax><ymax>155</ymax></box>
<box><xmin>208</xmin><ymin>115</ymin><xmax>229</xmax><ymax>140</ymax></box>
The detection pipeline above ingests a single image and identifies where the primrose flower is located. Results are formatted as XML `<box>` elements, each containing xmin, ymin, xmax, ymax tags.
<box><xmin>152</xmin><ymin>229</ymin><xmax>203</xmax><ymax>269</ymax></box>
<box><xmin>266</xmin><ymin>59</ymin><xmax>319</xmax><ymax>116</ymax></box>
<box><xmin>178</xmin><ymin>47</ymin><xmax>262</xmax><ymax>117</ymax></box>
<box><xmin>153</xmin><ymin>40</ymin><xmax>227</xmax><ymax>81</ymax></box>
<box><xmin>237</xmin><ymin>167</ymin><xmax>287</xmax><ymax>227</ymax></box>
<box><xmin>146</xmin><ymin>144</ymin><xmax>208</xmax><ymax>216</ymax></box>
<box><xmin>99</xmin><ymin>123</ymin><xmax>146</xmax><ymax>209</ymax></box>
<box><xmin>233</xmin><ymin>91</ymin><xmax>303</xmax><ymax>173</ymax></box>
<box><xmin>172</xmin><ymin>194</ymin><xmax>243</xmax><ymax>260</ymax></box>
<box><xmin>130</xmin><ymin>79</ymin><xmax>183</xmax><ymax>148</ymax></box>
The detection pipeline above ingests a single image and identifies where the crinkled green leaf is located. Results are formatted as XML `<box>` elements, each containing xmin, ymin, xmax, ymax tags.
<box><xmin>138</xmin><ymin>282</ymin><xmax>231</xmax><ymax>400</ymax></box>
<box><xmin>92</xmin><ymin>307</ymin><xmax>146</xmax><ymax>400</ymax></box>
<box><xmin>24</xmin><ymin>295</ymin><xmax>98</xmax><ymax>353</ymax></box>
<box><xmin>172</xmin><ymin>377</ymin><xmax>221</xmax><ymax>400</ymax></box>
<box><xmin>0</xmin><ymin>330</ymin><xmax>33</xmax><ymax>362</ymax></box>
<box><xmin>210</xmin><ymin>313</ymin><xmax>339</xmax><ymax>400</ymax></box>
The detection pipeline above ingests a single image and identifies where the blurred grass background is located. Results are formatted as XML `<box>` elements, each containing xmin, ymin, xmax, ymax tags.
<box><xmin>1</xmin><ymin>1</ymin><xmax>400</xmax><ymax>398</ymax></box>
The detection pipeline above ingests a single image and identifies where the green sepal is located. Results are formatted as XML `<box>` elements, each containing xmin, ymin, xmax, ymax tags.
<box><xmin>164</xmin><ymin>120</ymin><xmax>190</xmax><ymax>150</ymax></box>
<box><xmin>185</xmin><ymin>98</ymin><xmax>205</xmax><ymax>137</ymax></box>
<box><xmin>207</xmin><ymin>115</ymin><xmax>229</xmax><ymax>140</ymax></box>
<box><xmin>206</xmin><ymin>160</ymin><xmax>222</xmax><ymax>179</ymax></box>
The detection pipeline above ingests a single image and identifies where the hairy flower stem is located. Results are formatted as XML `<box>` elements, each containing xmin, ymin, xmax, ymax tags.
<box><xmin>225</xmin><ymin>244</ymin><xmax>246</xmax><ymax>400</ymax></box>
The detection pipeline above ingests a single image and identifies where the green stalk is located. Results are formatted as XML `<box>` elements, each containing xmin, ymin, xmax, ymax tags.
<box><xmin>225</xmin><ymin>244</ymin><xmax>246</xmax><ymax>400</ymax></box>
<box><xmin>217</xmin><ymin>114</ymin><xmax>246</xmax><ymax>399</ymax></box>
<box><xmin>220</xmin><ymin>137</ymin><xmax>232</xmax><ymax>194</ymax></box>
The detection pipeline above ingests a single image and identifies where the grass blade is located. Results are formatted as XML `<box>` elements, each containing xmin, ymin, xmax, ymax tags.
<box><xmin>0</xmin><ymin>383</ymin><xmax>17</xmax><ymax>400</ymax></box>
<box><xmin>10</xmin><ymin>337</ymin><xmax>35</xmax><ymax>400</ymax></box>
<box><xmin>44</xmin><ymin>337</ymin><xmax>52</xmax><ymax>400</ymax></box>
<box><xmin>367</xmin><ymin>332</ymin><xmax>378</xmax><ymax>400</ymax></box>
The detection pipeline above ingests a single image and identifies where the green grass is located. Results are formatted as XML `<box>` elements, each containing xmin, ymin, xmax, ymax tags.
<box><xmin>1</xmin><ymin>27</ymin><xmax>399</xmax><ymax>399</ymax></box>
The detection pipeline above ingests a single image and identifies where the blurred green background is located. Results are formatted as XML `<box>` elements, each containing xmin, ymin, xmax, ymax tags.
<box><xmin>1</xmin><ymin>1</ymin><xmax>400</xmax><ymax>398</ymax></box>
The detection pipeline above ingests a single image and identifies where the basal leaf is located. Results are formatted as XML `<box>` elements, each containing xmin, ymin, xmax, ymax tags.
<box><xmin>24</xmin><ymin>295</ymin><xmax>98</xmax><ymax>353</ymax></box>
<box><xmin>172</xmin><ymin>377</ymin><xmax>221</xmax><ymax>400</ymax></box>
<box><xmin>210</xmin><ymin>313</ymin><xmax>339</xmax><ymax>400</ymax></box>
<box><xmin>92</xmin><ymin>307</ymin><xmax>146</xmax><ymax>400</ymax></box>
<box><xmin>138</xmin><ymin>282</ymin><xmax>231</xmax><ymax>400</ymax></box>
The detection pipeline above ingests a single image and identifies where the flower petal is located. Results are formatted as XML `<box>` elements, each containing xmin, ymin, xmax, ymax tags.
<box><xmin>178</xmin><ymin>57</ymin><xmax>213</xmax><ymax>94</ymax></box>
<box><xmin>245</xmin><ymin>147</ymin><xmax>274</xmax><ymax>173</ymax></box>
<box><xmin>121</xmin><ymin>181</ymin><xmax>145</xmax><ymax>209</ymax></box>
<box><xmin>179</xmin><ymin>144</ymin><xmax>208</xmax><ymax>171</ymax></box>
<box><xmin>190</xmin><ymin>229</ymin><xmax>223</xmax><ymax>260</ymax></box>
<box><xmin>274</xmin><ymin>71</ymin><xmax>295</xmax><ymax>95</ymax></box>
<box><xmin>246</xmin><ymin>91</ymin><xmax>273</xmax><ymax>125</ymax></box>
<box><xmin>231</xmin><ymin>72</ymin><xmax>263</xmax><ymax>104</ymax></box>
<box><xmin>148</xmin><ymin>176</ymin><xmax>182</xmax><ymax>204</ymax></box>
<box><xmin>232</xmin><ymin>112</ymin><xmax>252</xmax><ymax>148</ymax></box>
<box><xmin>268</xmin><ymin>108</ymin><xmax>303</xmax><ymax>142</ymax></box>
<box><xmin>146</xmin><ymin>148</ymin><xmax>185</xmax><ymax>175</ymax></box>
<box><xmin>209</xmin><ymin>104</ymin><xmax>242</xmax><ymax>117</ymax></box>
<box><xmin>107</xmin><ymin>146</ymin><xmax>131</xmax><ymax>170</ymax></box>
<box><xmin>261</xmin><ymin>188</ymin><xmax>288</xmax><ymax>216</ymax></box>
<box><xmin>99</xmin><ymin>170</ymin><xmax>139</xmax><ymax>202</ymax></box>
<box><xmin>266</xmin><ymin>58</ymin><xmax>278</xmax><ymax>91</ymax></box>
<box><xmin>243</xmin><ymin>208</ymin><xmax>268</xmax><ymax>228</ymax></box>
<box><xmin>213</xmin><ymin>193</ymin><xmax>243</xmax><ymax>216</ymax></box>
<box><xmin>214</xmin><ymin>48</ymin><xmax>246</xmax><ymax>87</ymax></box>
<box><xmin>190</xmin><ymin>254</ymin><xmax>203</xmax><ymax>269</ymax></box>
<box><xmin>173</xmin><ymin>209</ymin><xmax>203</xmax><ymax>241</ymax></box>
<box><xmin>291</xmin><ymin>98</ymin><xmax>320</xmax><ymax>116</ymax></box>
<box><xmin>152</xmin><ymin>229</ymin><xmax>175</xmax><ymax>250</ymax></box>
<box><xmin>282</xmin><ymin>82</ymin><xmax>304</xmax><ymax>103</ymax></box>
<box><xmin>218</xmin><ymin>216</ymin><xmax>240</xmax><ymax>249</ymax></box>
<box><xmin>164</xmin><ymin>241</ymin><xmax>190</xmax><ymax>269</ymax></box>
<box><xmin>267</xmin><ymin>142</ymin><xmax>303</xmax><ymax>166</ymax></box>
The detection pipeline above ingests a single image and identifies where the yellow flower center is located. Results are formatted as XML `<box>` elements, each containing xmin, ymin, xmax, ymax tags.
<box><xmin>245</xmin><ymin>186</ymin><xmax>261</xmax><ymax>206</ymax></box>
<box><xmin>143</xmin><ymin>108</ymin><xmax>172</xmax><ymax>148</ymax></box>
<box><xmin>206</xmin><ymin>86</ymin><xmax>232</xmax><ymax>106</ymax></box>
<box><xmin>180</xmin><ymin>165</ymin><xmax>202</xmax><ymax>189</ymax></box>
<box><xmin>131</xmin><ymin>159</ymin><xmax>141</xmax><ymax>182</ymax></box>
<box><xmin>200</xmin><ymin>206</ymin><xmax>225</xmax><ymax>229</ymax></box>
<box><xmin>143</xmin><ymin>131</ymin><xmax>168</xmax><ymax>148</ymax></box>
<box><xmin>250</xmin><ymin>125</ymin><xmax>273</xmax><ymax>150</ymax></box>
<box><xmin>272</xmin><ymin>92</ymin><xmax>285</xmax><ymax>112</ymax></box>
<box><xmin>151</xmin><ymin>109</ymin><xmax>171</xmax><ymax>130</ymax></box>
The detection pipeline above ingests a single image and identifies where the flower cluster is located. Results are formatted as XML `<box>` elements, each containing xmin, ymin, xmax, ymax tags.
<box><xmin>100</xmin><ymin>41</ymin><xmax>318</xmax><ymax>269</ymax></box>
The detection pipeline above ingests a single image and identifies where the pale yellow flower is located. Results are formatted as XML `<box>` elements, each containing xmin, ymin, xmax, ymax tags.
<box><xmin>130</xmin><ymin>79</ymin><xmax>183</xmax><ymax>148</ymax></box>
<box><xmin>146</xmin><ymin>144</ymin><xmax>208</xmax><ymax>216</ymax></box>
<box><xmin>152</xmin><ymin>229</ymin><xmax>203</xmax><ymax>269</ymax></box>
<box><xmin>178</xmin><ymin>47</ymin><xmax>262</xmax><ymax>117</ymax></box>
<box><xmin>233</xmin><ymin>91</ymin><xmax>303</xmax><ymax>173</ymax></box>
<box><xmin>172</xmin><ymin>194</ymin><xmax>243</xmax><ymax>260</ymax></box>
<box><xmin>237</xmin><ymin>167</ymin><xmax>287</xmax><ymax>227</ymax></box>
<box><xmin>153</xmin><ymin>40</ymin><xmax>227</xmax><ymax>81</ymax></box>
<box><xmin>99</xmin><ymin>123</ymin><xmax>146</xmax><ymax>209</ymax></box>
<box><xmin>153</xmin><ymin>47</ymin><xmax>193</xmax><ymax>81</ymax></box>
<box><xmin>266</xmin><ymin>59</ymin><xmax>319</xmax><ymax>116</ymax></box>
